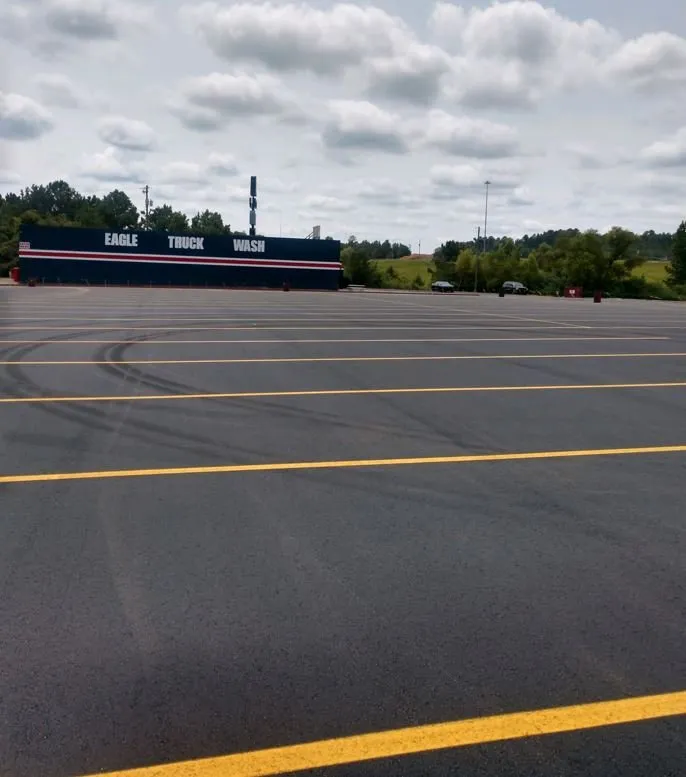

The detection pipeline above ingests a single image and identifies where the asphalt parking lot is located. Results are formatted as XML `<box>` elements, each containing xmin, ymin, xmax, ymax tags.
<box><xmin>1</xmin><ymin>286</ymin><xmax>685</xmax><ymax>777</ymax></box>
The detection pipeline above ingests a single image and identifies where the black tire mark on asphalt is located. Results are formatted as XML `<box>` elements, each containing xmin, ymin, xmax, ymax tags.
<box><xmin>0</xmin><ymin>331</ymin><xmax>267</xmax><ymax>462</ymax></box>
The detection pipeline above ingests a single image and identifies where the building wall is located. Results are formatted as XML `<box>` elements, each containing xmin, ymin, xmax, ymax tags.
<box><xmin>19</xmin><ymin>225</ymin><xmax>342</xmax><ymax>290</ymax></box>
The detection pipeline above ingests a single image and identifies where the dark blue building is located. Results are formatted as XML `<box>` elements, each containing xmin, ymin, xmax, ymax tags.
<box><xmin>18</xmin><ymin>225</ymin><xmax>342</xmax><ymax>290</ymax></box>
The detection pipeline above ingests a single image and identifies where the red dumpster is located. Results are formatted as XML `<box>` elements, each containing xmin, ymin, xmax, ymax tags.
<box><xmin>10</xmin><ymin>266</ymin><xmax>19</xmax><ymax>283</ymax></box>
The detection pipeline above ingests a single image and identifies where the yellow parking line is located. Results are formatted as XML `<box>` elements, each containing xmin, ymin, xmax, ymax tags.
<box><xmin>0</xmin><ymin>336</ymin><xmax>669</xmax><ymax>345</ymax></box>
<box><xmin>0</xmin><ymin>325</ymin><xmax>591</xmax><ymax>331</ymax></box>
<box><xmin>78</xmin><ymin>689</ymin><xmax>686</xmax><ymax>776</ymax></box>
<box><xmin>2</xmin><ymin>444</ymin><xmax>686</xmax><ymax>484</ymax></box>
<box><xmin>1</xmin><ymin>381</ymin><xmax>686</xmax><ymax>405</ymax></box>
<box><xmin>2</xmin><ymin>352</ymin><xmax>685</xmax><ymax>366</ymax></box>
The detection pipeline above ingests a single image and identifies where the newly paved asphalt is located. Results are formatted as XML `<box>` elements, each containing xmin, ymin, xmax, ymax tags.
<box><xmin>0</xmin><ymin>286</ymin><xmax>685</xmax><ymax>776</ymax></box>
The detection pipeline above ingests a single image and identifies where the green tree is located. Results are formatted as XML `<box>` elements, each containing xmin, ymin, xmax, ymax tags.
<box><xmin>668</xmin><ymin>221</ymin><xmax>686</xmax><ymax>285</ymax></box>
<box><xmin>147</xmin><ymin>204</ymin><xmax>189</xmax><ymax>233</ymax></box>
<box><xmin>454</xmin><ymin>248</ymin><xmax>476</xmax><ymax>290</ymax></box>
<box><xmin>433</xmin><ymin>240</ymin><xmax>463</xmax><ymax>262</ymax></box>
<box><xmin>74</xmin><ymin>196</ymin><xmax>109</xmax><ymax>228</ymax></box>
<box><xmin>392</xmin><ymin>242</ymin><xmax>411</xmax><ymax>258</ymax></box>
<box><xmin>341</xmin><ymin>244</ymin><xmax>381</xmax><ymax>287</ymax></box>
<box><xmin>191</xmin><ymin>209</ymin><xmax>230</xmax><ymax>235</ymax></box>
<box><xmin>101</xmin><ymin>190</ymin><xmax>139</xmax><ymax>230</ymax></box>
<box><xmin>606</xmin><ymin>226</ymin><xmax>641</xmax><ymax>278</ymax></box>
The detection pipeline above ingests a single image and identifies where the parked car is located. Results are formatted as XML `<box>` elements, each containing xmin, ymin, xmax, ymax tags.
<box><xmin>501</xmin><ymin>281</ymin><xmax>529</xmax><ymax>295</ymax></box>
<box><xmin>431</xmin><ymin>281</ymin><xmax>455</xmax><ymax>293</ymax></box>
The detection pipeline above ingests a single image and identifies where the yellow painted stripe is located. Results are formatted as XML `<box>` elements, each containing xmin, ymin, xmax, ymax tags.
<box><xmin>1</xmin><ymin>381</ymin><xmax>686</xmax><ymax>405</ymax></box>
<box><xmin>2</xmin><ymin>444</ymin><xmax>686</xmax><ymax>485</ymax></box>
<box><xmin>0</xmin><ymin>324</ymin><xmax>595</xmax><ymax>332</ymax></box>
<box><xmin>2</xmin><ymin>352</ymin><xmax>685</xmax><ymax>366</ymax></box>
<box><xmin>78</xmin><ymin>689</ymin><xmax>686</xmax><ymax>777</ymax></box>
<box><xmin>2</xmin><ymin>325</ymin><xmax>686</xmax><ymax>332</ymax></box>
<box><xmin>0</xmin><ymin>336</ymin><xmax>669</xmax><ymax>345</ymax></box>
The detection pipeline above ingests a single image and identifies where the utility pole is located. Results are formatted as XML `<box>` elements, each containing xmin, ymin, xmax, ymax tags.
<box><xmin>418</xmin><ymin>239</ymin><xmax>421</xmax><ymax>256</ymax></box>
<box><xmin>483</xmin><ymin>180</ymin><xmax>491</xmax><ymax>254</ymax></box>
<box><xmin>142</xmin><ymin>185</ymin><xmax>152</xmax><ymax>229</ymax></box>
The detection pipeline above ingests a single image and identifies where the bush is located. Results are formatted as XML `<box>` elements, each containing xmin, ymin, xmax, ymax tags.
<box><xmin>644</xmin><ymin>282</ymin><xmax>682</xmax><ymax>301</ymax></box>
<box><xmin>611</xmin><ymin>276</ymin><xmax>650</xmax><ymax>298</ymax></box>
<box><xmin>616</xmin><ymin>280</ymin><xmax>682</xmax><ymax>301</ymax></box>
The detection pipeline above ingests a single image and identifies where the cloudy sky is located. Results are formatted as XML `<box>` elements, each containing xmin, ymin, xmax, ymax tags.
<box><xmin>1</xmin><ymin>0</ymin><xmax>685</xmax><ymax>250</ymax></box>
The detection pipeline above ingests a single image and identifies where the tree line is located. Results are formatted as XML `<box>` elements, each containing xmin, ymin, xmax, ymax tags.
<box><xmin>342</xmin><ymin>224</ymin><xmax>686</xmax><ymax>299</ymax></box>
<box><xmin>429</xmin><ymin>225</ymin><xmax>686</xmax><ymax>299</ymax></box>
<box><xmin>0</xmin><ymin>180</ymin><xmax>241</xmax><ymax>274</ymax></box>
<box><xmin>0</xmin><ymin>180</ymin><xmax>409</xmax><ymax>276</ymax></box>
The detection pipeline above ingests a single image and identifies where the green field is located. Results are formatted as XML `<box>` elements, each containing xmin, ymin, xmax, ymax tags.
<box><xmin>375</xmin><ymin>258</ymin><xmax>669</xmax><ymax>287</ymax></box>
<box><xmin>373</xmin><ymin>259</ymin><xmax>432</xmax><ymax>287</ymax></box>
<box><xmin>633</xmin><ymin>261</ymin><xmax>669</xmax><ymax>283</ymax></box>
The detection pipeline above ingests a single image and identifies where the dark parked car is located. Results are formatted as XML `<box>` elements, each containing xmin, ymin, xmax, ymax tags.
<box><xmin>431</xmin><ymin>281</ymin><xmax>455</xmax><ymax>293</ymax></box>
<box><xmin>501</xmin><ymin>281</ymin><xmax>529</xmax><ymax>295</ymax></box>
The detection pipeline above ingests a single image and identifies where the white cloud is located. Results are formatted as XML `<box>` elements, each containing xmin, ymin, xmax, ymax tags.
<box><xmin>183</xmin><ymin>1</ymin><xmax>413</xmax><ymax>75</ymax></box>
<box><xmin>421</xmin><ymin>110</ymin><xmax>520</xmax><ymax>158</ymax></box>
<box><xmin>363</xmin><ymin>44</ymin><xmax>451</xmax><ymax>105</ymax></box>
<box><xmin>640</xmin><ymin>127</ymin><xmax>686</xmax><ymax>167</ymax></box>
<box><xmin>634</xmin><ymin>171</ymin><xmax>686</xmax><ymax>197</ymax></box>
<box><xmin>565</xmin><ymin>144</ymin><xmax>610</xmax><ymax>170</ymax></box>
<box><xmin>0</xmin><ymin>3</ymin><xmax>32</xmax><ymax>41</ymax></box>
<box><xmin>0</xmin><ymin>92</ymin><xmax>54</xmax><ymax>140</ymax></box>
<box><xmin>444</xmin><ymin>59</ymin><xmax>540</xmax><ymax>110</ymax></box>
<box><xmin>508</xmin><ymin>186</ymin><xmax>535</xmax><ymax>206</ymax></box>
<box><xmin>261</xmin><ymin>177</ymin><xmax>300</xmax><ymax>194</ymax></box>
<box><xmin>33</xmin><ymin>73</ymin><xmax>82</xmax><ymax>108</ymax></box>
<box><xmin>302</xmin><ymin>194</ymin><xmax>354</xmax><ymax>212</ymax></box>
<box><xmin>155</xmin><ymin>183</ymin><xmax>248</xmax><ymax>208</ymax></box>
<box><xmin>206</xmin><ymin>153</ymin><xmax>238</xmax><ymax>177</ymax></box>
<box><xmin>168</xmin><ymin>104</ymin><xmax>222</xmax><ymax>133</ymax></box>
<box><xmin>429</xmin><ymin>163</ymin><xmax>485</xmax><ymax>193</ymax></box>
<box><xmin>431</xmin><ymin>1</ymin><xmax>617</xmax><ymax>64</ymax></box>
<box><xmin>606</xmin><ymin>32</ymin><xmax>686</xmax><ymax>91</ymax></box>
<box><xmin>44</xmin><ymin>0</ymin><xmax>151</xmax><ymax>40</ymax></box>
<box><xmin>78</xmin><ymin>146</ymin><xmax>145</xmax><ymax>182</ymax></box>
<box><xmin>158</xmin><ymin>161</ymin><xmax>205</xmax><ymax>184</ymax></box>
<box><xmin>155</xmin><ymin>154</ymin><xmax>241</xmax><ymax>185</ymax></box>
<box><xmin>170</xmin><ymin>71</ymin><xmax>300</xmax><ymax>131</ymax></box>
<box><xmin>430</xmin><ymin>1</ymin><xmax>619</xmax><ymax>106</ymax></box>
<box><xmin>322</xmin><ymin>100</ymin><xmax>409</xmax><ymax>154</ymax></box>
<box><xmin>0</xmin><ymin>170</ymin><xmax>22</xmax><ymax>185</ymax></box>
<box><xmin>355</xmin><ymin>178</ymin><xmax>424</xmax><ymax>208</ymax></box>
<box><xmin>429</xmin><ymin>163</ymin><xmax>520</xmax><ymax>199</ymax></box>
<box><xmin>97</xmin><ymin>115</ymin><xmax>157</xmax><ymax>151</ymax></box>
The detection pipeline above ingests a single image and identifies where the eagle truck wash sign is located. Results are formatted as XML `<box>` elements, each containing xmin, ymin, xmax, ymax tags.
<box><xmin>107</xmin><ymin>234</ymin><xmax>267</xmax><ymax>255</ymax></box>
<box><xmin>17</xmin><ymin>225</ymin><xmax>342</xmax><ymax>290</ymax></box>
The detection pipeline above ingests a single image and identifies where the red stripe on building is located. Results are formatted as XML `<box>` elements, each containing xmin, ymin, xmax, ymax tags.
<box><xmin>19</xmin><ymin>249</ymin><xmax>343</xmax><ymax>271</ymax></box>
<box><xmin>20</xmin><ymin>249</ymin><xmax>342</xmax><ymax>271</ymax></box>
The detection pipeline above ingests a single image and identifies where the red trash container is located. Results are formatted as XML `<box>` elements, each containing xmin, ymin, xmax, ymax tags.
<box><xmin>10</xmin><ymin>266</ymin><xmax>19</xmax><ymax>283</ymax></box>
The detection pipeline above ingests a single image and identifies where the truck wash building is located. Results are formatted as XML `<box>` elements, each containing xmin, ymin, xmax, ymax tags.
<box><xmin>18</xmin><ymin>225</ymin><xmax>343</xmax><ymax>290</ymax></box>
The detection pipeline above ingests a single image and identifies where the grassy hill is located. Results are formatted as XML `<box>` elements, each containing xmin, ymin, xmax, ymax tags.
<box><xmin>373</xmin><ymin>258</ymin><xmax>432</xmax><ymax>287</ymax></box>
<box><xmin>373</xmin><ymin>258</ymin><xmax>670</xmax><ymax>290</ymax></box>
<box><xmin>634</xmin><ymin>261</ymin><xmax>668</xmax><ymax>283</ymax></box>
